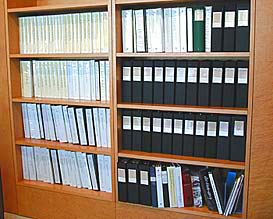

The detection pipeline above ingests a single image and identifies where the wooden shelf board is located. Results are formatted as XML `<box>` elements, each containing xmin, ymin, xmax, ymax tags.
<box><xmin>9</xmin><ymin>53</ymin><xmax>109</xmax><ymax>59</ymax></box>
<box><xmin>118</xmin><ymin>202</ymin><xmax>242</xmax><ymax>219</ymax></box>
<box><xmin>8</xmin><ymin>2</ymin><xmax>108</xmax><ymax>14</ymax></box>
<box><xmin>116</xmin><ymin>52</ymin><xmax>250</xmax><ymax>60</ymax></box>
<box><xmin>16</xmin><ymin>138</ymin><xmax>112</xmax><ymax>156</ymax></box>
<box><xmin>17</xmin><ymin>180</ymin><xmax>113</xmax><ymax>202</ymax></box>
<box><xmin>117</xmin><ymin>103</ymin><xmax>248</xmax><ymax>115</ymax></box>
<box><xmin>118</xmin><ymin>150</ymin><xmax>245</xmax><ymax>170</ymax></box>
<box><xmin>12</xmin><ymin>97</ymin><xmax>110</xmax><ymax>108</ymax></box>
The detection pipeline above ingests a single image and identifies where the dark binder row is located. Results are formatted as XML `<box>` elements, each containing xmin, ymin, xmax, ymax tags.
<box><xmin>122</xmin><ymin>109</ymin><xmax>246</xmax><ymax>162</ymax></box>
<box><xmin>118</xmin><ymin>158</ymin><xmax>244</xmax><ymax>216</ymax></box>
<box><xmin>122</xmin><ymin>60</ymin><xmax>249</xmax><ymax>108</ymax></box>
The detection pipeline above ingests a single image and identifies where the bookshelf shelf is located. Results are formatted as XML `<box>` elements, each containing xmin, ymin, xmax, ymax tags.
<box><xmin>118</xmin><ymin>150</ymin><xmax>245</xmax><ymax>170</ymax></box>
<box><xmin>117</xmin><ymin>103</ymin><xmax>248</xmax><ymax>115</ymax></box>
<box><xmin>16</xmin><ymin>138</ymin><xmax>112</xmax><ymax>156</ymax></box>
<box><xmin>9</xmin><ymin>53</ymin><xmax>109</xmax><ymax>60</ymax></box>
<box><xmin>17</xmin><ymin>180</ymin><xmax>113</xmax><ymax>202</ymax></box>
<box><xmin>12</xmin><ymin>97</ymin><xmax>111</xmax><ymax>108</ymax></box>
<box><xmin>115</xmin><ymin>0</ymin><xmax>203</xmax><ymax>6</ymax></box>
<box><xmin>117</xmin><ymin>202</ymin><xmax>242</xmax><ymax>219</ymax></box>
<box><xmin>116</xmin><ymin>52</ymin><xmax>250</xmax><ymax>60</ymax></box>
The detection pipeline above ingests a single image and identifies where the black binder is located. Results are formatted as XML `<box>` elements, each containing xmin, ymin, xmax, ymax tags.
<box><xmin>186</xmin><ymin>61</ymin><xmax>199</xmax><ymax>105</ymax></box>
<box><xmin>122</xmin><ymin>60</ymin><xmax>132</xmax><ymax>102</ymax></box>
<box><xmin>235</xmin><ymin>61</ymin><xmax>249</xmax><ymax>108</ymax></box>
<box><xmin>223</xmin><ymin>2</ymin><xmax>236</xmax><ymax>51</ymax></box>
<box><xmin>164</xmin><ymin>61</ymin><xmax>175</xmax><ymax>104</ymax></box>
<box><xmin>235</xmin><ymin>1</ymin><xmax>250</xmax><ymax>52</ymax></box>
<box><xmin>127</xmin><ymin>159</ymin><xmax>140</xmax><ymax>204</ymax></box>
<box><xmin>231</xmin><ymin>116</ymin><xmax>247</xmax><ymax>161</ymax></box>
<box><xmin>143</xmin><ymin>60</ymin><xmax>153</xmax><ymax>103</ymax></box>
<box><xmin>211</xmin><ymin>3</ymin><xmax>224</xmax><ymax>52</ymax></box>
<box><xmin>132</xmin><ymin>60</ymin><xmax>143</xmax><ymax>103</ymax></box>
<box><xmin>210</xmin><ymin>61</ymin><xmax>224</xmax><ymax>106</ymax></box>
<box><xmin>153</xmin><ymin>61</ymin><xmax>164</xmax><ymax>104</ymax></box>
<box><xmin>142</xmin><ymin>110</ymin><xmax>152</xmax><ymax>152</ymax></box>
<box><xmin>118</xmin><ymin>158</ymin><xmax>129</xmax><ymax>202</ymax></box>
<box><xmin>205</xmin><ymin>114</ymin><xmax>218</xmax><ymax>158</ymax></box>
<box><xmin>139</xmin><ymin>161</ymin><xmax>152</xmax><ymax>206</ymax></box>
<box><xmin>162</xmin><ymin>165</ymin><xmax>170</xmax><ymax>207</ymax></box>
<box><xmin>217</xmin><ymin>115</ymin><xmax>232</xmax><ymax>160</ymax></box>
<box><xmin>183</xmin><ymin>113</ymin><xmax>195</xmax><ymax>156</ymax></box>
<box><xmin>151</xmin><ymin>111</ymin><xmax>162</xmax><ymax>153</ymax></box>
<box><xmin>150</xmin><ymin>164</ymin><xmax>158</xmax><ymax>207</ymax></box>
<box><xmin>162</xmin><ymin>112</ymin><xmax>173</xmax><ymax>154</ymax></box>
<box><xmin>122</xmin><ymin>110</ymin><xmax>132</xmax><ymax>150</ymax></box>
<box><xmin>194</xmin><ymin>113</ymin><xmax>206</xmax><ymax>157</ymax></box>
<box><xmin>223</xmin><ymin>61</ymin><xmax>236</xmax><ymax>107</ymax></box>
<box><xmin>132</xmin><ymin>110</ymin><xmax>142</xmax><ymax>151</ymax></box>
<box><xmin>175</xmin><ymin>61</ymin><xmax>187</xmax><ymax>105</ymax></box>
<box><xmin>198</xmin><ymin>61</ymin><xmax>210</xmax><ymax>106</ymax></box>
<box><xmin>172</xmin><ymin>112</ymin><xmax>184</xmax><ymax>155</ymax></box>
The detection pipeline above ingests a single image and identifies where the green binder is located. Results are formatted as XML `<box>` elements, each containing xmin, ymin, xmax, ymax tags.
<box><xmin>193</xmin><ymin>7</ymin><xmax>205</xmax><ymax>52</ymax></box>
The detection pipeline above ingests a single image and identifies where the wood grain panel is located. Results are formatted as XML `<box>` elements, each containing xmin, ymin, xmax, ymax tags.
<box><xmin>247</xmin><ymin>0</ymin><xmax>273</xmax><ymax>218</ymax></box>
<box><xmin>0</xmin><ymin>0</ymin><xmax>18</xmax><ymax>213</ymax></box>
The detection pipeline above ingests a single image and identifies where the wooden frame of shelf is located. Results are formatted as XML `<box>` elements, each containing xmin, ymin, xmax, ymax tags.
<box><xmin>9</xmin><ymin>53</ymin><xmax>109</xmax><ymax>59</ymax></box>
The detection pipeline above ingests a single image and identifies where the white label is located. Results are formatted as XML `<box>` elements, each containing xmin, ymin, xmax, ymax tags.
<box><xmin>196</xmin><ymin>121</ymin><xmax>205</xmax><ymax>136</ymax></box>
<box><xmin>123</xmin><ymin>67</ymin><xmax>131</xmax><ymax>81</ymax></box>
<box><xmin>212</xmin><ymin>68</ymin><xmax>223</xmax><ymax>83</ymax></box>
<box><xmin>162</xmin><ymin>171</ymin><xmax>168</xmax><ymax>184</ymax></box>
<box><xmin>238</xmin><ymin>10</ymin><xmax>249</xmax><ymax>27</ymax></box>
<box><xmin>234</xmin><ymin>121</ymin><xmax>245</xmax><ymax>136</ymax></box>
<box><xmin>212</xmin><ymin>12</ymin><xmax>222</xmax><ymax>28</ymax></box>
<box><xmin>184</xmin><ymin>120</ymin><xmax>194</xmax><ymax>135</ymax></box>
<box><xmin>163</xmin><ymin>119</ymin><xmax>172</xmax><ymax>133</ymax></box>
<box><xmin>195</xmin><ymin>9</ymin><xmax>204</xmax><ymax>21</ymax></box>
<box><xmin>225</xmin><ymin>11</ymin><xmax>235</xmax><ymax>28</ymax></box>
<box><xmin>219</xmin><ymin>121</ymin><xmax>229</xmax><ymax>137</ymax></box>
<box><xmin>225</xmin><ymin>68</ymin><xmax>235</xmax><ymax>84</ymax></box>
<box><xmin>200</xmin><ymin>68</ymin><xmax>209</xmax><ymax>83</ymax></box>
<box><xmin>123</xmin><ymin>116</ymin><xmax>131</xmax><ymax>130</ymax></box>
<box><xmin>153</xmin><ymin>118</ymin><xmax>162</xmax><ymax>133</ymax></box>
<box><xmin>143</xmin><ymin>117</ymin><xmax>151</xmax><ymax>132</ymax></box>
<box><xmin>133</xmin><ymin>117</ymin><xmax>141</xmax><ymax>131</ymax></box>
<box><xmin>133</xmin><ymin>67</ymin><xmax>141</xmax><ymax>81</ymax></box>
<box><xmin>207</xmin><ymin>122</ymin><xmax>217</xmax><ymax>137</ymax></box>
<box><xmin>155</xmin><ymin>67</ymin><xmax>163</xmax><ymax>82</ymax></box>
<box><xmin>176</xmin><ymin>68</ymin><xmax>186</xmax><ymax>82</ymax></box>
<box><xmin>165</xmin><ymin>67</ymin><xmax>175</xmax><ymax>82</ymax></box>
<box><xmin>118</xmin><ymin>168</ymin><xmax>126</xmax><ymax>183</ymax></box>
<box><xmin>150</xmin><ymin>176</ymin><xmax>156</xmax><ymax>182</ymax></box>
<box><xmin>128</xmin><ymin>169</ymin><xmax>137</xmax><ymax>183</ymax></box>
<box><xmin>188</xmin><ymin>68</ymin><xmax>197</xmax><ymax>83</ymax></box>
<box><xmin>238</xmin><ymin>68</ymin><xmax>248</xmax><ymax>84</ymax></box>
<box><xmin>174</xmin><ymin>119</ymin><xmax>183</xmax><ymax>134</ymax></box>
<box><xmin>144</xmin><ymin>67</ymin><xmax>153</xmax><ymax>82</ymax></box>
<box><xmin>140</xmin><ymin>171</ymin><xmax>149</xmax><ymax>185</ymax></box>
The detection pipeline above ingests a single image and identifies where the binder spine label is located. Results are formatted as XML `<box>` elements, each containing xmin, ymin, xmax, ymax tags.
<box><xmin>196</xmin><ymin>121</ymin><xmax>205</xmax><ymax>136</ymax></box>
<box><xmin>194</xmin><ymin>9</ymin><xmax>204</xmax><ymax>21</ymax></box>
<box><xmin>123</xmin><ymin>67</ymin><xmax>131</xmax><ymax>81</ymax></box>
<box><xmin>174</xmin><ymin>119</ymin><xmax>183</xmax><ymax>134</ymax></box>
<box><xmin>163</xmin><ymin>119</ymin><xmax>172</xmax><ymax>133</ymax></box>
<box><xmin>225</xmin><ymin>68</ymin><xmax>235</xmax><ymax>83</ymax></box>
<box><xmin>133</xmin><ymin>67</ymin><xmax>141</xmax><ymax>81</ymax></box>
<box><xmin>188</xmin><ymin>68</ymin><xmax>198</xmax><ymax>83</ymax></box>
<box><xmin>225</xmin><ymin>11</ymin><xmax>236</xmax><ymax>28</ymax></box>
<box><xmin>207</xmin><ymin>122</ymin><xmax>217</xmax><ymax>137</ymax></box>
<box><xmin>140</xmin><ymin>171</ymin><xmax>149</xmax><ymax>185</ymax></box>
<box><xmin>238</xmin><ymin>68</ymin><xmax>248</xmax><ymax>84</ymax></box>
<box><xmin>155</xmin><ymin>67</ymin><xmax>164</xmax><ymax>82</ymax></box>
<box><xmin>219</xmin><ymin>121</ymin><xmax>229</xmax><ymax>137</ymax></box>
<box><xmin>212</xmin><ymin>12</ymin><xmax>222</xmax><ymax>28</ymax></box>
<box><xmin>234</xmin><ymin>121</ymin><xmax>244</xmax><ymax>136</ymax></box>
<box><xmin>165</xmin><ymin>67</ymin><xmax>175</xmax><ymax>82</ymax></box>
<box><xmin>128</xmin><ymin>169</ymin><xmax>137</xmax><ymax>183</ymax></box>
<box><xmin>118</xmin><ymin>168</ymin><xmax>126</xmax><ymax>183</ymax></box>
<box><xmin>177</xmin><ymin>68</ymin><xmax>186</xmax><ymax>82</ymax></box>
<box><xmin>238</xmin><ymin>10</ymin><xmax>249</xmax><ymax>27</ymax></box>
<box><xmin>200</xmin><ymin>68</ymin><xmax>209</xmax><ymax>83</ymax></box>
<box><xmin>143</xmin><ymin>117</ymin><xmax>151</xmax><ymax>132</ymax></box>
<box><xmin>162</xmin><ymin>171</ymin><xmax>168</xmax><ymax>184</ymax></box>
<box><xmin>133</xmin><ymin>117</ymin><xmax>141</xmax><ymax>130</ymax></box>
<box><xmin>185</xmin><ymin>120</ymin><xmax>194</xmax><ymax>135</ymax></box>
<box><xmin>123</xmin><ymin>116</ymin><xmax>131</xmax><ymax>130</ymax></box>
<box><xmin>212</xmin><ymin>68</ymin><xmax>223</xmax><ymax>83</ymax></box>
<box><xmin>144</xmin><ymin>67</ymin><xmax>153</xmax><ymax>81</ymax></box>
<box><xmin>153</xmin><ymin>118</ymin><xmax>162</xmax><ymax>132</ymax></box>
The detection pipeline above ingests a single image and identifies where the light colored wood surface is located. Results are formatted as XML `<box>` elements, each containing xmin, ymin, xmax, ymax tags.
<box><xmin>247</xmin><ymin>0</ymin><xmax>273</xmax><ymax>218</ymax></box>
<box><xmin>5</xmin><ymin>213</ymin><xmax>30</xmax><ymax>219</ymax></box>
<box><xmin>10</xmin><ymin>53</ymin><xmax>109</xmax><ymax>59</ymax></box>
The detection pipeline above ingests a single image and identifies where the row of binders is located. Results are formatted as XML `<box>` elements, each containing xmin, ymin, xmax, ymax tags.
<box><xmin>122</xmin><ymin>60</ymin><xmax>248</xmax><ymax>108</ymax></box>
<box><xmin>22</xmin><ymin>103</ymin><xmax>111</xmax><ymax>148</ymax></box>
<box><xmin>19</xmin><ymin>12</ymin><xmax>109</xmax><ymax>54</ymax></box>
<box><xmin>20</xmin><ymin>60</ymin><xmax>110</xmax><ymax>101</ymax></box>
<box><xmin>122</xmin><ymin>1</ymin><xmax>250</xmax><ymax>53</ymax></box>
<box><xmin>118</xmin><ymin>158</ymin><xmax>244</xmax><ymax>216</ymax></box>
<box><xmin>122</xmin><ymin>110</ymin><xmax>246</xmax><ymax>162</ymax></box>
<box><xmin>21</xmin><ymin>146</ymin><xmax>112</xmax><ymax>192</ymax></box>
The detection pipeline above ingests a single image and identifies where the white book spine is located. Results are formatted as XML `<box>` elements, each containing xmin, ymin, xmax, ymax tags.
<box><xmin>106</xmin><ymin>109</ymin><xmax>111</xmax><ymax>148</ymax></box>
<box><xmin>94</xmin><ymin>61</ymin><xmax>100</xmax><ymax>101</ymax></box>
<box><xmin>86</xmin><ymin>108</ymin><xmax>96</xmax><ymax>146</ymax></box>
<box><xmin>175</xmin><ymin>166</ymin><xmax>184</xmax><ymax>207</ymax></box>
<box><xmin>41</xmin><ymin>104</ymin><xmax>50</xmax><ymax>140</ymax></box>
<box><xmin>45</xmin><ymin>104</ymin><xmax>56</xmax><ymax>141</ymax></box>
<box><xmin>134</xmin><ymin>9</ymin><xmax>145</xmax><ymax>52</ymax></box>
<box><xmin>105</xmin><ymin>61</ymin><xmax>110</xmax><ymax>102</ymax></box>
<box><xmin>122</xmin><ymin>10</ymin><xmax>133</xmax><ymax>52</ymax></box>
<box><xmin>67</xmin><ymin>107</ymin><xmax>79</xmax><ymax>144</ymax></box>
<box><xmin>98</xmin><ymin>108</ymin><xmax>107</xmax><ymax>147</ymax></box>
<box><xmin>208</xmin><ymin>172</ymin><xmax>223</xmax><ymax>214</ymax></box>
<box><xmin>78</xmin><ymin>61</ymin><xmax>85</xmax><ymax>100</ymax></box>
<box><xmin>155</xmin><ymin>166</ymin><xmax>164</xmax><ymax>208</ymax></box>
<box><xmin>21</xmin><ymin>146</ymin><xmax>30</xmax><ymax>180</ymax></box>
<box><xmin>92</xmin><ymin>12</ymin><xmax>101</xmax><ymax>53</ymax></box>
<box><xmin>172</xmin><ymin>8</ymin><xmax>181</xmax><ymax>52</ymax></box>
<box><xmin>22</xmin><ymin>103</ymin><xmax>31</xmax><ymax>138</ymax></box>
<box><xmin>97</xmin><ymin>155</ymin><xmax>105</xmax><ymax>191</ymax></box>
<box><xmin>75</xmin><ymin>108</ymin><xmax>88</xmax><ymax>146</ymax></box>
<box><xmin>104</xmin><ymin>155</ymin><xmax>112</xmax><ymax>193</ymax></box>
<box><xmin>71</xmin><ymin>61</ymin><xmax>80</xmax><ymax>100</ymax></box>
<box><xmin>164</xmin><ymin>8</ymin><xmax>173</xmax><ymax>53</ymax></box>
<box><xmin>99</xmin><ymin>61</ymin><xmax>106</xmax><ymax>101</ymax></box>
<box><xmin>92</xmin><ymin>108</ymin><xmax>101</xmax><ymax>147</ymax></box>
<box><xmin>187</xmin><ymin>8</ymin><xmax>193</xmax><ymax>52</ymax></box>
<box><xmin>205</xmin><ymin>6</ymin><xmax>212</xmax><ymax>52</ymax></box>
<box><xmin>27</xmin><ymin>147</ymin><xmax>37</xmax><ymax>180</ymax></box>
<box><xmin>62</xmin><ymin>106</ymin><xmax>73</xmax><ymax>143</ymax></box>
<box><xmin>90</xmin><ymin>60</ymin><xmax>96</xmax><ymax>101</ymax></box>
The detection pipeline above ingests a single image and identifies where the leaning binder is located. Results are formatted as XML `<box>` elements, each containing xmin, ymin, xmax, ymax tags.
<box><xmin>235</xmin><ymin>1</ymin><xmax>250</xmax><ymax>52</ymax></box>
<box><xmin>127</xmin><ymin>159</ymin><xmax>140</xmax><ymax>204</ymax></box>
<box><xmin>143</xmin><ymin>60</ymin><xmax>153</xmax><ymax>103</ymax></box>
<box><xmin>175</xmin><ymin>61</ymin><xmax>187</xmax><ymax>105</ymax></box>
<box><xmin>132</xmin><ymin>110</ymin><xmax>142</xmax><ymax>151</ymax></box>
<box><xmin>217</xmin><ymin>115</ymin><xmax>232</xmax><ymax>160</ymax></box>
<box><xmin>198</xmin><ymin>61</ymin><xmax>210</xmax><ymax>106</ymax></box>
<box><xmin>194</xmin><ymin>113</ymin><xmax>206</xmax><ymax>157</ymax></box>
<box><xmin>186</xmin><ymin>61</ymin><xmax>198</xmax><ymax>105</ymax></box>
<box><xmin>183</xmin><ymin>113</ymin><xmax>195</xmax><ymax>156</ymax></box>
<box><xmin>164</xmin><ymin>61</ymin><xmax>175</xmax><ymax>104</ymax></box>
<box><xmin>235</xmin><ymin>61</ymin><xmax>249</xmax><ymax>108</ymax></box>
<box><xmin>210</xmin><ymin>61</ymin><xmax>224</xmax><ymax>106</ymax></box>
<box><xmin>231</xmin><ymin>116</ymin><xmax>247</xmax><ymax>162</ymax></box>
<box><xmin>142</xmin><ymin>110</ymin><xmax>152</xmax><ymax>152</ymax></box>
<box><xmin>162</xmin><ymin>112</ymin><xmax>173</xmax><ymax>154</ymax></box>
<box><xmin>150</xmin><ymin>164</ymin><xmax>158</xmax><ymax>207</ymax></box>
<box><xmin>162</xmin><ymin>165</ymin><xmax>170</xmax><ymax>207</ymax></box>
<box><xmin>139</xmin><ymin>161</ymin><xmax>152</xmax><ymax>206</ymax></box>
<box><xmin>172</xmin><ymin>112</ymin><xmax>184</xmax><ymax>155</ymax></box>
<box><xmin>223</xmin><ymin>2</ymin><xmax>236</xmax><ymax>51</ymax></box>
<box><xmin>153</xmin><ymin>61</ymin><xmax>164</xmax><ymax>104</ymax></box>
<box><xmin>122</xmin><ymin>110</ymin><xmax>132</xmax><ymax>150</ymax></box>
<box><xmin>118</xmin><ymin>158</ymin><xmax>129</xmax><ymax>202</ymax></box>
<box><xmin>205</xmin><ymin>114</ymin><xmax>218</xmax><ymax>158</ymax></box>
<box><xmin>132</xmin><ymin>60</ymin><xmax>143</xmax><ymax>103</ymax></box>
<box><xmin>151</xmin><ymin>111</ymin><xmax>162</xmax><ymax>153</ymax></box>
<box><xmin>223</xmin><ymin>61</ymin><xmax>236</xmax><ymax>107</ymax></box>
<box><xmin>211</xmin><ymin>3</ymin><xmax>224</xmax><ymax>52</ymax></box>
<box><xmin>122</xmin><ymin>60</ymin><xmax>132</xmax><ymax>102</ymax></box>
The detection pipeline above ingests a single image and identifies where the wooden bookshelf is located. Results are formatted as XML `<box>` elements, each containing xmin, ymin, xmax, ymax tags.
<box><xmin>9</xmin><ymin>53</ymin><xmax>109</xmax><ymax>59</ymax></box>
